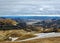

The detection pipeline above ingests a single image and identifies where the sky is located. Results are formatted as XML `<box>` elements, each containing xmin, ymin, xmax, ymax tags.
<box><xmin>0</xmin><ymin>0</ymin><xmax>60</xmax><ymax>16</ymax></box>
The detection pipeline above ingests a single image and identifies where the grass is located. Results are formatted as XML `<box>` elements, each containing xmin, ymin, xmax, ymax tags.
<box><xmin>0</xmin><ymin>29</ymin><xmax>60</xmax><ymax>43</ymax></box>
<box><xmin>0</xmin><ymin>29</ymin><xmax>36</xmax><ymax>41</ymax></box>
<box><xmin>0</xmin><ymin>36</ymin><xmax>60</xmax><ymax>43</ymax></box>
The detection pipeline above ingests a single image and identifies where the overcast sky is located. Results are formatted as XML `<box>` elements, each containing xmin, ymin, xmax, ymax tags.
<box><xmin>0</xmin><ymin>0</ymin><xmax>60</xmax><ymax>16</ymax></box>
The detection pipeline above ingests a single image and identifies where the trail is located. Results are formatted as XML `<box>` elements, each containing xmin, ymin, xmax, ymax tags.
<box><xmin>16</xmin><ymin>32</ymin><xmax>60</xmax><ymax>42</ymax></box>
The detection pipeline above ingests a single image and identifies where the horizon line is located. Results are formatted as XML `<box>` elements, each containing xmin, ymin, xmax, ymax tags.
<box><xmin>0</xmin><ymin>15</ymin><xmax>60</xmax><ymax>17</ymax></box>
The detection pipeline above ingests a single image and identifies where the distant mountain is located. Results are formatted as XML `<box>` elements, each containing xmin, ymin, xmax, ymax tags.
<box><xmin>33</xmin><ymin>18</ymin><xmax>60</xmax><ymax>28</ymax></box>
<box><xmin>0</xmin><ymin>17</ymin><xmax>27</xmax><ymax>30</ymax></box>
<box><xmin>0</xmin><ymin>16</ymin><xmax>60</xmax><ymax>32</ymax></box>
<box><xmin>1</xmin><ymin>16</ymin><xmax>60</xmax><ymax>20</ymax></box>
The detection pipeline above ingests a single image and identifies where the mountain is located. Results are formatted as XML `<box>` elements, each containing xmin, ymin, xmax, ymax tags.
<box><xmin>0</xmin><ymin>16</ymin><xmax>60</xmax><ymax>32</ymax></box>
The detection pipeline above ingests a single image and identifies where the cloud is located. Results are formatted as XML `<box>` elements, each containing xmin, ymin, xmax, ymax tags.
<box><xmin>0</xmin><ymin>0</ymin><xmax>60</xmax><ymax>16</ymax></box>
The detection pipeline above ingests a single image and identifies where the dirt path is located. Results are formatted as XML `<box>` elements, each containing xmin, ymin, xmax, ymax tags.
<box><xmin>1</xmin><ymin>36</ymin><xmax>60</xmax><ymax>43</ymax></box>
<box><xmin>0</xmin><ymin>33</ymin><xmax>60</xmax><ymax>43</ymax></box>
<box><xmin>16</xmin><ymin>33</ymin><xmax>60</xmax><ymax>42</ymax></box>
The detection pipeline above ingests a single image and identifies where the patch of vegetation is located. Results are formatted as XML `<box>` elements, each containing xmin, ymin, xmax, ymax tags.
<box><xmin>0</xmin><ymin>30</ymin><xmax>36</xmax><ymax>41</ymax></box>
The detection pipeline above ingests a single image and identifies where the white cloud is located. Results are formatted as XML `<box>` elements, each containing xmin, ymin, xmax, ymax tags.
<box><xmin>0</xmin><ymin>0</ymin><xmax>60</xmax><ymax>16</ymax></box>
